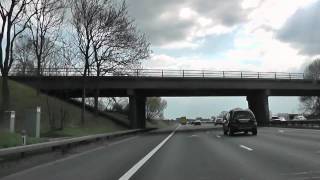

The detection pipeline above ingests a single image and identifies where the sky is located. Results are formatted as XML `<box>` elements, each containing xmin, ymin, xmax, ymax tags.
<box><xmin>126</xmin><ymin>0</ymin><xmax>320</xmax><ymax>119</ymax></box>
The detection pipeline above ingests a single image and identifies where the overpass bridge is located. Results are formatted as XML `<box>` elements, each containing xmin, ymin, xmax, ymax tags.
<box><xmin>8</xmin><ymin>68</ymin><xmax>320</xmax><ymax>129</ymax></box>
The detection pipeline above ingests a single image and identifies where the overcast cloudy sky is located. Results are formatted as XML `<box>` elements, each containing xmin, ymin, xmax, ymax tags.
<box><xmin>127</xmin><ymin>0</ymin><xmax>320</xmax><ymax>119</ymax></box>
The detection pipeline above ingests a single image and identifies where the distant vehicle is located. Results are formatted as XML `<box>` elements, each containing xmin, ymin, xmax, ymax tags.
<box><xmin>193</xmin><ymin>120</ymin><xmax>201</xmax><ymax>125</ymax></box>
<box><xmin>179</xmin><ymin>116</ymin><xmax>187</xmax><ymax>125</ymax></box>
<box><xmin>223</xmin><ymin>109</ymin><xmax>257</xmax><ymax>136</ymax></box>
<box><xmin>293</xmin><ymin>115</ymin><xmax>307</xmax><ymax>121</ymax></box>
<box><xmin>270</xmin><ymin>116</ymin><xmax>281</xmax><ymax>121</ymax></box>
<box><xmin>270</xmin><ymin>116</ymin><xmax>286</xmax><ymax>122</ymax></box>
<box><xmin>214</xmin><ymin>118</ymin><xmax>224</xmax><ymax>125</ymax></box>
<box><xmin>279</xmin><ymin>117</ymin><xmax>286</xmax><ymax>121</ymax></box>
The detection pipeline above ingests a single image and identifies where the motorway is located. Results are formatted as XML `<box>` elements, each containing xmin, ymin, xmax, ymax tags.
<box><xmin>1</xmin><ymin>124</ymin><xmax>320</xmax><ymax>180</ymax></box>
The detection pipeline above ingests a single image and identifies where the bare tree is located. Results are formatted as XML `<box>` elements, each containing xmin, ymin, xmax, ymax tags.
<box><xmin>27</xmin><ymin>0</ymin><xmax>65</xmax><ymax>76</ymax></box>
<box><xmin>71</xmin><ymin>0</ymin><xmax>150</xmax><ymax>122</ymax></box>
<box><xmin>71</xmin><ymin>0</ymin><xmax>99</xmax><ymax>77</ymax></box>
<box><xmin>59</xmin><ymin>40</ymin><xmax>78</xmax><ymax>74</ymax></box>
<box><xmin>89</xmin><ymin>1</ymin><xmax>150</xmax><ymax>114</ymax></box>
<box><xmin>0</xmin><ymin>0</ymin><xmax>36</xmax><ymax>121</ymax></box>
<box><xmin>12</xmin><ymin>35</ymin><xmax>35</xmax><ymax>75</ymax></box>
<box><xmin>14</xmin><ymin>33</ymin><xmax>69</xmax><ymax>76</ymax></box>
<box><xmin>71</xmin><ymin>0</ymin><xmax>101</xmax><ymax>124</ymax></box>
<box><xmin>146</xmin><ymin>97</ymin><xmax>167</xmax><ymax>120</ymax></box>
<box><xmin>90</xmin><ymin>1</ymin><xmax>149</xmax><ymax>77</ymax></box>
<box><xmin>300</xmin><ymin>59</ymin><xmax>320</xmax><ymax>117</ymax></box>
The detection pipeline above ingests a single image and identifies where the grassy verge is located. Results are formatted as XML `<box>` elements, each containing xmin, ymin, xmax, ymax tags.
<box><xmin>0</xmin><ymin>79</ymin><xmax>173</xmax><ymax>148</ymax></box>
<box><xmin>0</xmin><ymin>79</ymin><xmax>126</xmax><ymax>132</ymax></box>
<box><xmin>0</xmin><ymin>132</ymin><xmax>45</xmax><ymax>149</ymax></box>
<box><xmin>0</xmin><ymin>78</ymin><xmax>126</xmax><ymax>148</ymax></box>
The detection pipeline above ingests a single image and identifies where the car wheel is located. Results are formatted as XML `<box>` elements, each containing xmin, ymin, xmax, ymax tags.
<box><xmin>227</xmin><ymin>127</ymin><xmax>233</xmax><ymax>136</ymax></box>
<box><xmin>252</xmin><ymin>129</ymin><xmax>257</xmax><ymax>136</ymax></box>
<box><xmin>244</xmin><ymin>131</ymin><xmax>248</xmax><ymax>135</ymax></box>
<box><xmin>224</xmin><ymin>130</ymin><xmax>227</xmax><ymax>135</ymax></box>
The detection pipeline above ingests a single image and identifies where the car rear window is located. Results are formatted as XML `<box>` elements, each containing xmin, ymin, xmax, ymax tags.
<box><xmin>233</xmin><ymin>111</ymin><xmax>254</xmax><ymax>121</ymax></box>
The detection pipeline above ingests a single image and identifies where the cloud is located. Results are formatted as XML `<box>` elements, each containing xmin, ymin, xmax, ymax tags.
<box><xmin>144</xmin><ymin>29</ymin><xmax>309</xmax><ymax>73</ymax></box>
<box><xmin>131</xmin><ymin>0</ymin><xmax>315</xmax><ymax>73</ymax></box>
<box><xmin>127</xmin><ymin>0</ymin><xmax>249</xmax><ymax>47</ymax></box>
<box><xmin>245</xmin><ymin>0</ymin><xmax>315</xmax><ymax>31</ymax></box>
<box><xmin>277</xmin><ymin>0</ymin><xmax>320</xmax><ymax>56</ymax></box>
<box><xmin>143</xmin><ymin>54</ymin><xmax>261</xmax><ymax>71</ymax></box>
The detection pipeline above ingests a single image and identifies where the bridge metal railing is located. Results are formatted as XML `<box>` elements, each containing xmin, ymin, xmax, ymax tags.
<box><xmin>7</xmin><ymin>68</ymin><xmax>308</xmax><ymax>80</ymax></box>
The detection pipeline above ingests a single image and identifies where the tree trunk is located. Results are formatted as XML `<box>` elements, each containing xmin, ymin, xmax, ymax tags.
<box><xmin>94</xmin><ymin>89</ymin><xmax>100</xmax><ymax>116</ymax></box>
<box><xmin>81</xmin><ymin>87</ymin><xmax>86</xmax><ymax>125</ymax></box>
<box><xmin>36</xmin><ymin>55</ymin><xmax>41</xmax><ymax>95</ymax></box>
<box><xmin>37</xmin><ymin>54</ymin><xmax>41</xmax><ymax>76</ymax></box>
<box><xmin>0</xmin><ymin>77</ymin><xmax>10</xmax><ymax>125</ymax></box>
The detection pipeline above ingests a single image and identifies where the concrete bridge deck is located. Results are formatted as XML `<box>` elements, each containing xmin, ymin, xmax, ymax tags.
<box><xmin>7</xmin><ymin>69</ymin><xmax>320</xmax><ymax>129</ymax></box>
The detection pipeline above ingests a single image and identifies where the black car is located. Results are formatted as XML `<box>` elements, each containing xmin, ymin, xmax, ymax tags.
<box><xmin>223</xmin><ymin>109</ymin><xmax>257</xmax><ymax>136</ymax></box>
<box><xmin>193</xmin><ymin>120</ymin><xmax>201</xmax><ymax>125</ymax></box>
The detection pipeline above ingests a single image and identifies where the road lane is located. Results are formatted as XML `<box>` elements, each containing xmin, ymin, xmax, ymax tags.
<box><xmin>1</xmin><ymin>125</ymin><xmax>320</xmax><ymax>180</ymax></box>
<box><xmin>1</xmin><ymin>126</ymin><xmax>178</xmax><ymax>180</ymax></box>
<box><xmin>119</xmin><ymin>125</ymin><xmax>180</xmax><ymax>180</ymax></box>
<box><xmin>132</xmin><ymin>126</ymin><xmax>320</xmax><ymax>180</ymax></box>
<box><xmin>132</xmin><ymin>126</ymin><xmax>279</xmax><ymax>180</ymax></box>
<box><xmin>212</xmin><ymin>127</ymin><xmax>320</xmax><ymax>180</ymax></box>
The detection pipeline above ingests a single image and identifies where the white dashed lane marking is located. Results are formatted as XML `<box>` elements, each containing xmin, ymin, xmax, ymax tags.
<box><xmin>240</xmin><ymin>145</ymin><xmax>253</xmax><ymax>151</ymax></box>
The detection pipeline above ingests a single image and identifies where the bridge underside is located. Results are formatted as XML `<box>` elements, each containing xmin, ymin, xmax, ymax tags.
<box><xmin>42</xmin><ymin>89</ymin><xmax>273</xmax><ymax>128</ymax></box>
<box><xmin>11</xmin><ymin>76</ymin><xmax>320</xmax><ymax>128</ymax></box>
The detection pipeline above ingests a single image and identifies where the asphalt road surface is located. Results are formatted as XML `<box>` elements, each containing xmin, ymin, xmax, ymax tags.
<box><xmin>1</xmin><ymin>124</ymin><xmax>320</xmax><ymax>180</ymax></box>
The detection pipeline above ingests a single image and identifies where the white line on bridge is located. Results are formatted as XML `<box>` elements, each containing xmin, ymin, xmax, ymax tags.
<box><xmin>240</xmin><ymin>145</ymin><xmax>253</xmax><ymax>151</ymax></box>
<box><xmin>119</xmin><ymin>125</ymin><xmax>180</xmax><ymax>180</ymax></box>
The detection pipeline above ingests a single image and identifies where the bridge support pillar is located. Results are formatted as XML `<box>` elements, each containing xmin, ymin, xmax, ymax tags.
<box><xmin>247</xmin><ymin>90</ymin><xmax>270</xmax><ymax>126</ymax></box>
<box><xmin>129</xmin><ymin>95</ymin><xmax>146</xmax><ymax>129</ymax></box>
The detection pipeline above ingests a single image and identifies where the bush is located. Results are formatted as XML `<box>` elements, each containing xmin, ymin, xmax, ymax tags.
<box><xmin>0</xmin><ymin>132</ymin><xmax>22</xmax><ymax>148</ymax></box>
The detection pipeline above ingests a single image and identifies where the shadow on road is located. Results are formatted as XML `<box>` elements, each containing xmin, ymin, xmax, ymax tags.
<box><xmin>227</xmin><ymin>133</ymin><xmax>255</xmax><ymax>137</ymax></box>
<box><xmin>147</xmin><ymin>125</ymin><xmax>222</xmax><ymax>135</ymax></box>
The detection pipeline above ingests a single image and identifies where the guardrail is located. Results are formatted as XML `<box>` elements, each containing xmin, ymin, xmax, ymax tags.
<box><xmin>8</xmin><ymin>68</ymin><xmax>309</xmax><ymax>80</ymax></box>
<box><xmin>269</xmin><ymin>120</ymin><xmax>320</xmax><ymax>129</ymax></box>
<box><xmin>0</xmin><ymin>129</ymin><xmax>152</xmax><ymax>158</ymax></box>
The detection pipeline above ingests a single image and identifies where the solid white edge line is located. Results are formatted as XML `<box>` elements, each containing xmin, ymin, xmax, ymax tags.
<box><xmin>119</xmin><ymin>125</ymin><xmax>180</xmax><ymax>180</ymax></box>
<box><xmin>240</xmin><ymin>145</ymin><xmax>253</xmax><ymax>151</ymax></box>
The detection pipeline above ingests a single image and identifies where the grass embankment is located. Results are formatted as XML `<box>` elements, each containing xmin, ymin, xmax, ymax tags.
<box><xmin>0</xmin><ymin>79</ymin><xmax>126</xmax><ymax>148</ymax></box>
<box><xmin>0</xmin><ymin>132</ymin><xmax>44</xmax><ymax>148</ymax></box>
